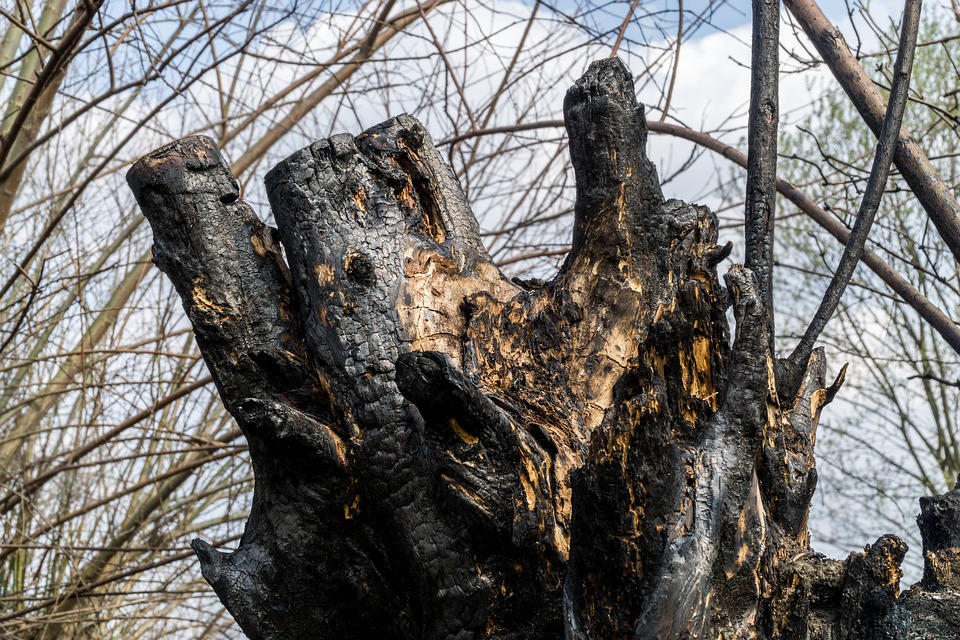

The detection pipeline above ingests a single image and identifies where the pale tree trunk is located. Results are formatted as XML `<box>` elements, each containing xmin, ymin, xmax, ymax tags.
<box><xmin>127</xmin><ymin>58</ymin><xmax>960</xmax><ymax>639</ymax></box>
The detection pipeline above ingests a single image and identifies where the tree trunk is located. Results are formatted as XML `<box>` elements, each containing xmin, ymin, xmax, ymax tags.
<box><xmin>127</xmin><ymin>58</ymin><xmax>960</xmax><ymax>639</ymax></box>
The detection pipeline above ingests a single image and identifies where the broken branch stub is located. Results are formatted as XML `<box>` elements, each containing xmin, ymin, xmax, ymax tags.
<box><xmin>128</xmin><ymin>57</ymin><xmax>960</xmax><ymax>639</ymax></box>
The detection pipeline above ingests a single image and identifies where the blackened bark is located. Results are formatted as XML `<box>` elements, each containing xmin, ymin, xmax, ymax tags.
<box><xmin>129</xmin><ymin>58</ymin><xmax>960</xmax><ymax>640</ymax></box>
<box><xmin>745</xmin><ymin>0</ymin><xmax>780</xmax><ymax>364</ymax></box>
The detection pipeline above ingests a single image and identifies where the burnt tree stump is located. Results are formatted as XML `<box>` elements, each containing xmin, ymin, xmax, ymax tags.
<box><xmin>128</xmin><ymin>58</ymin><xmax>960</xmax><ymax>639</ymax></box>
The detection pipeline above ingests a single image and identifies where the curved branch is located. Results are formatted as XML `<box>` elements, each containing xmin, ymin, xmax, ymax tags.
<box><xmin>782</xmin><ymin>0</ymin><xmax>922</xmax><ymax>398</ymax></box>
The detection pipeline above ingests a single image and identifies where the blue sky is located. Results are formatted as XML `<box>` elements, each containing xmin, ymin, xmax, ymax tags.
<box><xmin>544</xmin><ymin>0</ymin><xmax>892</xmax><ymax>43</ymax></box>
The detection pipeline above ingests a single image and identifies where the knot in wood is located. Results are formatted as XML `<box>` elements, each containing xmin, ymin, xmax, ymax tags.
<box><xmin>345</xmin><ymin>251</ymin><xmax>376</xmax><ymax>287</ymax></box>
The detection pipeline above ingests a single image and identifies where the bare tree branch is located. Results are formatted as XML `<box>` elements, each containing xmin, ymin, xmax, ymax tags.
<box><xmin>785</xmin><ymin>0</ymin><xmax>960</xmax><ymax>264</ymax></box>
<box><xmin>908</xmin><ymin>372</ymin><xmax>960</xmax><ymax>388</ymax></box>
<box><xmin>782</xmin><ymin>0</ymin><xmax>922</xmax><ymax>398</ymax></box>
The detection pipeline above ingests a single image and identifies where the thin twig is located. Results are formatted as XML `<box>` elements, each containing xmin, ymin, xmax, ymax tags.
<box><xmin>659</xmin><ymin>0</ymin><xmax>683</xmax><ymax>122</ymax></box>
<box><xmin>908</xmin><ymin>372</ymin><xmax>960</xmax><ymax>388</ymax></box>
<box><xmin>438</xmin><ymin>119</ymin><xmax>564</xmax><ymax>146</ymax></box>
<box><xmin>609</xmin><ymin>0</ymin><xmax>641</xmax><ymax>58</ymax></box>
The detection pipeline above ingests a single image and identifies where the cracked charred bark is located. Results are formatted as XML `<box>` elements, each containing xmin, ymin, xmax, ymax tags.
<box><xmin>128</xmin><ymin>58</ymin><xmax>960</xmax><ymax>639</ymax></box>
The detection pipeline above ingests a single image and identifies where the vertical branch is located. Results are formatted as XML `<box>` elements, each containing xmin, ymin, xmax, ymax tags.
<box><xmin>782</xmin><ymin>0</ymin><xmax>921</xmax><ymax>398</ymax></box>
<box><xmin>744</xmin><ymin>0</ymin><xmax>780</xmax><ymax>360</ymax></box>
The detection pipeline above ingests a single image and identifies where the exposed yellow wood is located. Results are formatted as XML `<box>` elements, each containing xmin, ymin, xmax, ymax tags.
<box><xmin>250</xmin><ymin>232</ymin><xmax>267</xmax><ymax>257</ymax></box>
<box><xmin>191</xmin><ymin>277</ymin><xmax>228</xmax><ymax>315</ymax></box>
<box><xmin>314</xmin><ymin>263</ymin><xmax>334</xmax><ymax>286</ymax></box>
<box><xmin>448</xmin><ymin>417</ymin><xmax>478</xmax><ymax>445</ymax></box>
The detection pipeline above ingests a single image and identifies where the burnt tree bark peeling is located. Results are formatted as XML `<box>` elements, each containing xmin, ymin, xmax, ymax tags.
<box><xmin>128</xmin><ymin>58</ymin><xmax>960</xmax><ymax>639</ymax></box>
